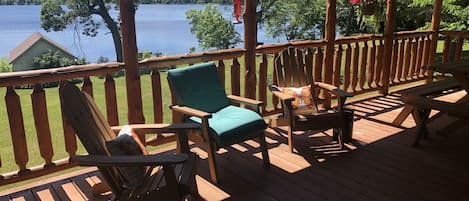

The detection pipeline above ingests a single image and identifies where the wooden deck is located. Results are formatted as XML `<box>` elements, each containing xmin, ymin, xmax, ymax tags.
<box><xmin>2</xmin><ymin>91</ymin><xmax>469</xmax><ymax>201</ymax></box>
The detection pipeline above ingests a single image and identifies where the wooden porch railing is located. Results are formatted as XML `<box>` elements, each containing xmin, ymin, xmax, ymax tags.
<box><xmin>440</xmin><ymin>31</ymin><xmax>469</xmax><ymax>63</ymax></box>
<box><xmin>0</xmin><ymin>49</ymin><xmax>245</xmax><ymax>187</ymax></box>
<box><xmin>0</xmin><ymin>31</ymin><xmax>466</xmax><ymax>188</ymax></box>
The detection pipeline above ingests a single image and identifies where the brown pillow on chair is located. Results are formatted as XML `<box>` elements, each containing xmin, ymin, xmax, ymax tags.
<box><xmin>106</xmin><ymin>125</ymin><xmax>148</xmax><ymax>187</ymax></box>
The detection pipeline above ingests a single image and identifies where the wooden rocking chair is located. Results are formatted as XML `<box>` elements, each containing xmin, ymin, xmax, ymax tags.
<box><xmin>60</xmin><ymin>83</ymin><xmax>200</xmax><ymax>201</ymax></box>
<box><xmin>270</xmin><ymin>47</ymin><xmax>353</xmax><ymax>153</ymax></box>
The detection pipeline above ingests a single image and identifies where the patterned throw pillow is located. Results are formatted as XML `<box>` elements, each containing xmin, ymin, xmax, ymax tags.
<box><xmin>271</xmin><ymin>85</ymin><xmax>316</xmax><ymax>115</ymax></box>
<box><xmin>106</xmin><ymin>125</ymin><xmax>148</xmax><ymax>187</ymax></box>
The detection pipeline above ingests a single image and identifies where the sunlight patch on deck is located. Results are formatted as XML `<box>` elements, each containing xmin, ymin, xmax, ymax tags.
<box><xmin>253</xmin><ymin>143</ymin><xmax>312</xmax><ymax>173</ymax></box>
<box><xmin>195</xmin><ymin>175</ymin><xmax>231</xmax><ymax>200</ymax></box>
<box><xmin>353</xmin><ymin>118</ymin><xmax>404</xmax><ymax>144</ymax></box>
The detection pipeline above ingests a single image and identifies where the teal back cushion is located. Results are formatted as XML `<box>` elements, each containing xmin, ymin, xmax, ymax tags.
<box><xmin>167</xmin><ymin>62</ymin><xmax>230</xmax><ymax>113</ymax></box>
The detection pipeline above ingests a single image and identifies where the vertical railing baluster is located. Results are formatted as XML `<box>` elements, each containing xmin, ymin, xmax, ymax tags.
<box><xmin>368</xmin><ymin>40</ymin><xmax>377</xmax><ymax>87</ymax></box>
<box><xmin>105</xmin><ymin>74</ymin><xmax>119</xmax><ymax>126</ymax></box>
<box><xmin>375</xmin><ymin>40</ymin><xmax>384</xmax><ymax>87</ymax></box>
<box><xmin>313</xmin><ymin>48</ymin><xmax>323</xmax><ymax>83</ymax></box>
<box><xmin>344</xmin><ymin>44</ymin><xmax>352</xmax><ymax>92</ymax></box>
<box><xmin>397</xmin><ymin>38</ymin><xmax>406</xmax><ymax>81</ymax></box>
<box><xmin>410</xmin><ymin>37</ymin><xmax>419</xmax><ymax>78</ymax></box>
<box><xmin>151</xmin><ymin>69</ymin><xmax>163</xmax><ymax>123</ymax></box>
<box><xmin>403</xmin><ymin>38</ymin><xmax>412</xmax><ymax>80</ymax></box>
<box><xmin>31</xmin><ymin>84</ymin><xmax>54</xmax><ymax>168</ymax></box>
<box><xmin>422</xmin><ymin>34</ymin><xmax>431</xmax><ymax>71</ymax></box>
<box><xmin>5</xmin><ymin>87</ymin><xmax>29</xmax><ymax>174</ymax></box>
<box><xmin>454</xmin><ymin>37</ymin><xmax>464</xmax><ymax>61</ymax></box>
<box><xmin>415</xmin><ymin>36</ymin><xmax>424</xmax><ymax>77</ymax></box>
<box><xmin>81</xmin><ymin>77</ymin><xmax>93</xmax><ymax>97</ymax></box>
<box><xmin>441</xmin><ymin>37</ymin><xmax>452</xmax><ymax>63</ymax></box>
<box><xmin>231</xmin><ymin>58</ymin><xmax>241</xmax><ymax>97</ymax></box>
<box><xmin>359</xmin><ymin>41</ymin><xmax>368</xmax><ymax>90</ymax></box>
<box><xmin>351</xmin><ymin>42</ymin><xmax>360</xmax><ymax>92</ymax></box>
<box><xmin>218</xmin><ymin>60</ymin><xmax>226</xmax><ymax>89</ymax></box>
<box><xmin>59</xmin><ymin>82</ymin><xmax>77</xmax><ymax>158</ymax></box>
<box><xmin>333</xmin><ymin>45</ymin><xmax>343</xmax><ymax>88</ymax></box>
<box><xmin>272</xmin><ymin>53</ymin><xmax>279</xmax><ymax>109</ymax></box>
<box><xmin>390</xmin><ymin>39</ymin><xmax>399</xmax><ymax>84</ymax></box>
<box><xmin>259</xmin><ymin>55</ymin><xmax>268</xmax><ymax>113</ymax></box>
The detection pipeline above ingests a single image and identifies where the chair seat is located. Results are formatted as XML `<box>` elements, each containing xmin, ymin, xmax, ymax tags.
<box><xmin>189</xmin><ymin>105</ymin><xmax>267</xmax><ymax>146</ymax></box>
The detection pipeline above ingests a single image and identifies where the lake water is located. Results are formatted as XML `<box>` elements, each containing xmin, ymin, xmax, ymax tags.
<box><xmin>0</xmin><ymin>4</ymin><xmax>285</xmax><ymax>63</ymax></box>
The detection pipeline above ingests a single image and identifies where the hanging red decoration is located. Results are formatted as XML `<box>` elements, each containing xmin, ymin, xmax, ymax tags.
<box><xmin>233</xmin><ymin>0</ymin><xmax>242</xmax><ymax>24</ymax></box>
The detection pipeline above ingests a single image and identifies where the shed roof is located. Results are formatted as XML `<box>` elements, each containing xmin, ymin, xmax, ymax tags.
<box><xmin>8</xmin><ymin>32</ymin><xmax>76</xmax><ymax>63</ymax></box>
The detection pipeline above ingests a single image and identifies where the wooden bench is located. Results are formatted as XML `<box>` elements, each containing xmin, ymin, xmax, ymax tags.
<box><xmin>392</xmin><ymin>78</ymin><xmax>462</xmax><ymax>126</ymax></box>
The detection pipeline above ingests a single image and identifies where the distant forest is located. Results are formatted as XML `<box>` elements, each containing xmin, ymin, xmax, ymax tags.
<box><xmin>0</xmin><ymin>0</ymin><xmax>232</xmax><ymax>5</ymax></box>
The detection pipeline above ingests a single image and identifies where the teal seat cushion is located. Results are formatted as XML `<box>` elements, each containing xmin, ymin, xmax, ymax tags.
<box><xmin>167</xmin><ymin>62</ymin><xmax>230</xmax><ymax>113</ymax></box>
<box><xmin>189</xmin><ymin>105</ymin><xmax>267</xmax><ymax>146</ymax></box>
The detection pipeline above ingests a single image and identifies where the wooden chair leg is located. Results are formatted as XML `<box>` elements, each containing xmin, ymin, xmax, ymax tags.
<box><xmin>337</xmin><ymin>128</ymin><xmax>344</xmax><ymax>149</ymax></box>
<box><xmin>206</xmin><ymin>142</ymin><xmax>219</xmax><ymax>184</ymax></box>
<box><xmin>287</xmin><ymin>127</ymin><xmax>294</xmax><ymax>153</ymax></box>
<box><xmin>258</xmin><ymin>133</ymin><xmax>270</xmax><ymax>167</ymax></box>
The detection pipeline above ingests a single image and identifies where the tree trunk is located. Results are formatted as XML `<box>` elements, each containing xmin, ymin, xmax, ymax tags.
<box><xmin>98</xmin><ymin>4</ymin><xmax>123</xmax><ymax>62</ymax></box>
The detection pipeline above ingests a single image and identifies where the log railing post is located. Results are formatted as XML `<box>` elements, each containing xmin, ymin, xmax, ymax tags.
<box><xmin>120</xmin><ymin>0</ymin><xmax>144</xmax><ymax>124</ymax></box>
<box><xmin>380</xmin><ymin>0</ymin><xmax>396</xmax><ymax>94</ymax></box>
<box><xmin>323</xmin><ymin>0</ymin><xmax>336</xmax><ymax>107</ymax></box>
<box><xmin>427</xmin><ymin>0</ymin><xmax>443</xmax><ymax>83</ymax></box>
<box><xmin>244</xmin><ymin>0</ymin><xmax>257</xmax><ymax>99</ymax></box>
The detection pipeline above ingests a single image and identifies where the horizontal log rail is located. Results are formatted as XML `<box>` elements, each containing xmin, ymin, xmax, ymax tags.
<box><xmin>0</xmin><ymin>30</ymin><xmax>465</xmax><ymax>187</ymax></box>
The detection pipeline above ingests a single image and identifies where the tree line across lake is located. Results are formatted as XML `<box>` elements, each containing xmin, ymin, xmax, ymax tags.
<box><xmin>0</xmin><ymin>0</ymin><xmax>232</xmax><ymax>5</ymax></box>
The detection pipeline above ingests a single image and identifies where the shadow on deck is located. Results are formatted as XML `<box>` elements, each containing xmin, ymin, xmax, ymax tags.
<box><xmin>2</xmin><ymin>92</ymin><xmax>469</xmax><ymax>201</ymax></box>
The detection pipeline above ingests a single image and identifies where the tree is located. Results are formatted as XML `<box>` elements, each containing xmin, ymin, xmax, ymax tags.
<box><xmin>0</xmin><ymin>57</ymin><xmax>12</xmax><ymax>73</ymax></box>
<box><xmin>33</xmin><ymin>50</ymin><xmax>85</xmax><ymax>69</ymax></box>
<box><xmin>411</xmin><ymin>0</ymin><xmax>468</xmax><ymax>31</ymax></box>
<box><xmin>186</xmin><ymin>4</ymin><xmax>241</xmax><ymax>50</ymax></box>
<box><xmin>40</xmin><ymin>0</ymin><xmax>123</xmax><ymax>62</ymax></box>
<box><xmin>257</xmin><ymin>0</ymin><xmax>326</xmax><ymax>41</ymax></box>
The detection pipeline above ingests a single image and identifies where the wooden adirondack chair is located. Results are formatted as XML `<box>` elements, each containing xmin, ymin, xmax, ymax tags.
<box><xmin>270</xmin><ymin>47</ymin><xmax>353</xmax><ymax>153</ymax></box>
<box><xmin>60</xmin><ymin>82</ymin><xmax>200</xmax><ymax>201</ymax></box>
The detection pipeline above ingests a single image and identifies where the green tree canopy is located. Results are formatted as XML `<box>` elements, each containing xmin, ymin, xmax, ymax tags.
<box><xmin>40</xmin><ymin>0</ymin><xmax>123</xmax><ymax>62</ymax></box>
<box><xmin>0</xmin><ymin>57</ymin><xmax>12</xmax><ymax>73</ymax></box>
<box><xmin>257</xmin><ymin>0</ymin><xmax>326</xmax><ymax>41</ymax></box>
<box><xmin>411</xmin><ymin>0</ymin><xmax>468</xmax><ymax>31</ymax></box>
<box><xmin>186</xmin><ymin>4</ymin><xmax>241</xmax><ymax>50</ymax></box>
<box><xmin>33</xmin><ymin>50</ymin><xmax>84</xmax><ymax>69</ymax></box>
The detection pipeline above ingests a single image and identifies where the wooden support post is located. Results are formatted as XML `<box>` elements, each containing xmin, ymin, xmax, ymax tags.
<box><xmin>323</xmin><ymin>0</ymin><xmax>336</xmax><ymax>108</ymax></box>
<box><xmin>427</xmin><ymin>0</ymin><xmax>443</xmax><ymax>83</ymax></box>
<box><xmin>120</xmin><ymin>0</ymin><xmax>145</xmax><ymax>123</ymax></box>
<box><xmin>380</xmin><ymin>0</ymin><xmax>396</xmax><ymax>94</ymax></box>
<box><xmin>244</xmin><ymin>0</ymin><xmax>257</xmax><ymax>99</ymax></box>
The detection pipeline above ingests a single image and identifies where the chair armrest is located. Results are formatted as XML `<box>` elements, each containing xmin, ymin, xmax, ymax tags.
<box><xmin>227</xmin><ymin>95</ymin><xmax>264</xmax><ymax>108</ymax></box>
<box><xmin>71</xmin><ymin>153</ymin><xmax>189</xmax><ymax>167</ymax></box>
<box><xmin>271</xmin><ymin>91</ymin><xmax>295</xmax><ymax>102</ymax></box>
<box><xmin>170</xmin><ymin>105</ymin><xmax>212</xmax><ymax>119</ymax></box>
<box><xmin>111</xmin><ymin>123</ymin><xmax>200</xmax><ymax>134</ymax></box>
<box><xmin>314</xmin><ymin>82</ymin><xmax>352</xmax><ymax>98</ymax></box>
